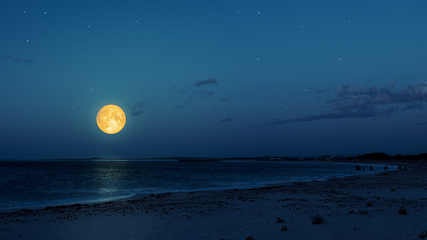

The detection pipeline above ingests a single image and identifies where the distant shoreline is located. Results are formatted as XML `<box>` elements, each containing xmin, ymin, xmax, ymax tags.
<box><xmin>1</xmin><ymin>151</ymin><xmax>426</xmax><ymax>163</ymax></box>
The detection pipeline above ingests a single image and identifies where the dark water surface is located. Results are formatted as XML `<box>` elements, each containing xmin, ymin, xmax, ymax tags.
<box><xmin>0</xmin><ymin>159</ymin><xmax>392</xmax><ymax>210</ymax></box>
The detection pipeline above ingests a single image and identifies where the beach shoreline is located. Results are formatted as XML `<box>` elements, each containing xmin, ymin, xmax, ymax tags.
<box><xmin>1</xmin><ymin>161</ymin><xmax>426</xmax><ymax>240</ymax></box>
<box><xmin>0</xmin><ymin>160</ymin><xmax>397</xmax><ymax>213</ymax></box>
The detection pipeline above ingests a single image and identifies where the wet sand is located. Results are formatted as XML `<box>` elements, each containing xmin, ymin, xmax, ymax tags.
<box><xmin>1</xmin><ymin>162</ymin><xmax>426</xmax><ymax>240</ymax></box>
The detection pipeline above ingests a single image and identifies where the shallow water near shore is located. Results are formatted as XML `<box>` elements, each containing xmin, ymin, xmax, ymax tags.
<box><xmin>0</xmin><ymin>159</ymin><xmax>394</xmax><ymax>210</ymax></box>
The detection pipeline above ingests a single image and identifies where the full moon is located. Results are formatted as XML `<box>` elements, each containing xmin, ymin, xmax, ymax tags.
<box><xmin>96</xmin><ymin>104</ymin><xmax>126</xmax><ymax>134</ymax></box>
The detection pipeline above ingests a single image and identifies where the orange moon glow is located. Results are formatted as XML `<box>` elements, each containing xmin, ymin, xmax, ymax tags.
<box><xmin>96</xmin><ymin>104</ymin><xmax>126</xmax><ymax>134</ymax></box>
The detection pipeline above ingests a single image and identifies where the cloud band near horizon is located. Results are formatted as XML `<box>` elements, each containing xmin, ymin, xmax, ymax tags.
<box><xmin>266</xmin><ymin>82</ymin><xmax>427</xmax><ymax>125</ymax></box>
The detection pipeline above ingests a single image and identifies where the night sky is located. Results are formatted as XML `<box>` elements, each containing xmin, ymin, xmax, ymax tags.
<box><xmin>1</xmin><ymin>0</ymin><xmax>427</xmax><ymax>159</ymax></box>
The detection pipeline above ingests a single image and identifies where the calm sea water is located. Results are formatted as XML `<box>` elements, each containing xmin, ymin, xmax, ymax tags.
<box><xmin>0</xmin><ymin>159</ymin><xmax>392</xmax><ymax>210</ymax></box>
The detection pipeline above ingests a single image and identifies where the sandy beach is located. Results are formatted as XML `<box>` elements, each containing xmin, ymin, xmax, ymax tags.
<box><xmin>1</xmin><ymin>162</ymin><xmax>426</xmax><ymax>240</ymax></box>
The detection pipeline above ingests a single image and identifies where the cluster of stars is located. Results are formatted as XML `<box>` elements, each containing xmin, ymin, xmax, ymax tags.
<box><xmin>23</xmin><ymin>10</ymin><xmax>47</xmax><ymax>15</ymax></box>
<box><xmin>22</xmin><ymin>9</ymin><xmax>49</xmax><ymax>43</ymax></box>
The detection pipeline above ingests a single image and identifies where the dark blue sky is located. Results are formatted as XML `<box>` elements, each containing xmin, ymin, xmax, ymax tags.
<box><xmin>1</xmin><ymin>0</ymin><xmax>427</xmax><ymax>159</ymax></box>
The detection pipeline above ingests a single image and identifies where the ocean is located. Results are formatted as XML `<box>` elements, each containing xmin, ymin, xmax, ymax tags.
<box><xmin>0</xmin><ymin>159</ymin><xmax>393</xmax><ymax>211</ymax></box>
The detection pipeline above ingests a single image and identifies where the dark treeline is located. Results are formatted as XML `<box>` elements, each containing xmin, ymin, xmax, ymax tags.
<box><xmin>353</xmin><ymin>152</ymin><xmax>427</xmax><ymax>161</ymax></box>
<box><xmin>5</xmin><ymin>152</ymin><xmax>426</xmax><ymax>162</ymax></box>
<box><xmin>178</xmin><ymin>153</ymin><xmax>427</xmax><ymax>162</ymax></box>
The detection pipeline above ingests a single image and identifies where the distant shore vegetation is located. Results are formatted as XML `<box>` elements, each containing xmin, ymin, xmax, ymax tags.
<box><xmin>9</xmin><ymin>152</ymin><xmax>426</xmax><ymax>162</ymax></box>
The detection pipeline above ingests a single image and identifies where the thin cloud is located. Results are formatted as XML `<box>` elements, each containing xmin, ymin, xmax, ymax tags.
<box><xmin>172</xmin><ymin>90</ymin><xmax>214</xmax><ymax>109</ymax></box>
<box><xmin>400</xmin><ymin>103</ymin><xmax>424</xmax><ymax>111</ymax></box>
<box><xmin>266</xmin><ymin>111</ymin><xmax>376</xmax><ymax>125</ymax></box>
<box><xmin>25</xmin><ymin>59</ymin><xmax>35</xmax><ymax>65</ymax></box>
<box><xmin>171</xmin><ymin>78</ymin><xmax>232</xmax><ymax>110</ymax></box>
<box><xmin>218</xmin><ymin>117</ymin><xmax>232</xmax><ymax>123</ymax></box>
<box><xmin>174</xmin><ymin>97</ymin><xmax>192</xmax><ymax>110</ymax></box>
<box><xmin>194</xmin><ymin>78</ymin><xmax>218</xmax><ymax>87</ymax></box>
<box><xmin>193</xmin><ymin>90</ymin><xmax>213</xmax><ymax>99</ymax></box>
<box><xmin>220</xmin><ymin>97</ymin><xmax>231</xmax><ymax>103</ymax></box>
<box><xmin>171</xmin><ymin>87</ymin><xmax>186</xmax><ymax>95</ymax></box>
<box><xmin>3</xmin><ymin>56</ymin><xmax>35</xmax><ymax>65</ymax></box>
<box><xmin>266</xmin><ymin>82</ymin><xmax>427</xmax><ymax>125</ymax></box>
<box><xmin>128</xmin><ymin>101</ymin><xmax>146</xmax><ymax>116</ymax></box>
